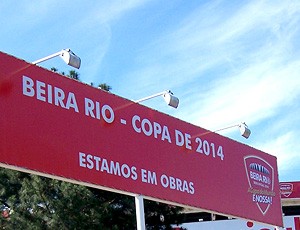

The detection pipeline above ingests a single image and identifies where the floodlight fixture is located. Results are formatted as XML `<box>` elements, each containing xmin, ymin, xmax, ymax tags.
<box><xmin>135</xmin><ymin>90</ymin><xmax>179</xmax><ymax>108</ymax></box>
<box><xmin>32</xmin><ymin>48</ymin><xmax>81</xmax><ymax>69</ymax></box>
<box><xmin>214</xmin><ymin>122</ymin><xmax>251</xmax><ymax>139</ymax></box>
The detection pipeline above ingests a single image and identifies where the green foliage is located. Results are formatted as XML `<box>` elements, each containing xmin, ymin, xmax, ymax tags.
<box><xmin>67</xmin><ymin>70</ymin><xmax>80</xmax><ymax>80</ymax></box>
<box><xmin>50</xmin><ymin>68</ymin><xmax>112</xmax><ymax>92</ymax></box>
<box><xmin>98</xmin><ymin>83</ymin><xmax>112</xmax><ymax>92</ymax></box>
<box><xmin>0</xmin><ymin>168</ymin><xmax>183</xmax><ymax>229</ymax></box>
<box><xmin>145</xmin><ymin>200</ymin><xmax>184</xmax><ymax>230</ymax></box>
<box><xmin>0</xmin><ymin>170</ymin><xmax>106</xmax><ymax>229</ymax></box>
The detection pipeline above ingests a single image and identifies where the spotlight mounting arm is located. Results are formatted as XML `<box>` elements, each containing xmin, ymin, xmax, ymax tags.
<box><xmin>213</xmin><ymin>122</ymin><xmax>251</xmax><ymax>139</ymax></box>
<box><xmin>134</xmin><ymin>90</ymin><xmax>179</xmax><ymax>108</ymax></box>
<box><xmin>32</xmin><ymin>48</ymin><xmax>81</xmax><ymax>69</ymax></box>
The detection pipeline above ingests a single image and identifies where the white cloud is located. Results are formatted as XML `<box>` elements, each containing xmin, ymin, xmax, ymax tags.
<box><xmin>258</xmin><ymin>131</ymin><xmax>300</xmax><ymax>180</ymax></box>
<box><xmin>127</xmin><ymin>0</ymin><xmax>300</xmax><ymax>127</ymax></box>
<box><xmin>80</xmin><ymin>0</ymin><xmax>150</xmax><ymax>24</ymax></box>
<box><xmin>194</xmin><ymin>58</ymin><xmax>300</xmax><ymax>128</ymax></box>
<box><xmin>114</xmin><ymin>0</ymin><xmax>300</xmax><ymax>181</ymax></box>
<box><xmin>1</xmin><ymin>0</ymin><xmax>299</xmax><ymax>181</ymax></box>
<box><xmin>0</xmin><ymin>0</ymin><xmax>151</xmax><ymax>83</ymax></box>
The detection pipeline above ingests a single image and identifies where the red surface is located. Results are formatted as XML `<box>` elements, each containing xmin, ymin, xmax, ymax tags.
<box><xmin>295</xmin><ymin>217</ymin><xmax>300</xmax><ymax>230</ymax></box>
<box><xmin>0</xmin><ymin>52</ymin><xmax>283</xmax><ymax>227</ymax></box>
<box><xmin>280</xmin><ymin>181</ymin><xmax>300</xmax><ymax>198</ymax></box>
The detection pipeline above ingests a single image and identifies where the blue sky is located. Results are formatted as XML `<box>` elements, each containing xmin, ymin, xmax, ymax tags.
<box><xmin>1</xmin><ymin>0</ymin><xmax>300</xmax><ymax>182</ymax></box>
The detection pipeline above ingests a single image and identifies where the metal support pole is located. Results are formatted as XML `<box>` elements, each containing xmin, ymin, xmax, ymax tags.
<box><xmin>134</xmin><ymin>90</ymin><xmax>171</xmax><ymax>103</ymax></box>
<box><xmin>32</xmin><ymin>51</ymin><xmax>62</xmax><ymax>65</ymax></box>
<box><xmin>135</xmin><ymin>195</ymin><xmax>146</xmax><ymax>230</ymax></box>
<box><xmin>212</xmin><ymin>124</ymin><xmax>239</xmax><ymax>133</ymax></box>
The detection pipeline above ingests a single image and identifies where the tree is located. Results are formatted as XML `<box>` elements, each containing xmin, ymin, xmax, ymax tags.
<box><xmin>145</xmin><ymin>200</ymin><xmax>185</xmax><ymax>230</ymax></box>
<box><xmin>98</xmin><ymin>83</ymin><xmax>112</xmax><ymax>92</ymax></box>
<box><xmin>51</xmin><ymin>68</ymin><xmax>112</xmax><ymax>92</ymax></box>
<box><xmin>67</xmin><ymin>70</ymin><xmax>80</xmax><ymax>80</ymax></box>
<box><xmin>50</xmin><ymin>67</ymin><xmax>58</xmax><ymax>72</ymax></box>
<box><xmin>0</xmin><ymin>168</ymin><xmax>183</xmax><ymax>229</ymax></box>
<box><xmin>0</xmin><ymin>168</ymin><xmax>131</xmax><ymax>229</ymax></box>
<box><xmin>50</xmin><ymin>68</ymin><xmax>80</xmax><ymax>81</ymax></box>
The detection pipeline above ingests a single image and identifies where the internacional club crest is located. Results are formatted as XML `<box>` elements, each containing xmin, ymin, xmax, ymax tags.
<box><xmin>280</xmin><ymin>183</ymin><xmax>293</xmax><ymax>198</ymax></box>
<box><xmin>244</xmin><ymin>156</ymin><xmax>275</xmax><ymax>215</ymax></box>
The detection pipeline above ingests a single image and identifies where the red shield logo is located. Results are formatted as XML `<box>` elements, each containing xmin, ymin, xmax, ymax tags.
<box><xmin>244</xmin><ymin>156</ymin><xmax>275</xmax><ymax>215</ymax></box>
<box><xmin>280</xmin><ymin>183</ymin><xmax>293</xmax><ymax>198</ymax></box>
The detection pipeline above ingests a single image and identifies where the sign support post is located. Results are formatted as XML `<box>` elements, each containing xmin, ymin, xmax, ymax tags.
<box><xmin>135</xmin><ymin>195</ymin><xmax>146</xmax><ymax>230</ymax></box>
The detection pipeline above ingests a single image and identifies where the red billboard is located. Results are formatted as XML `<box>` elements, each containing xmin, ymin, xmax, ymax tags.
<box><xmin>280</xmin><ymin>182</ymin><xmax>300</xmax><ymax>199</ymax></box>
<box><xmin>0</xmin><ymin>52</ymin><xmax>283</xmax><ymax>227</ymax></box>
